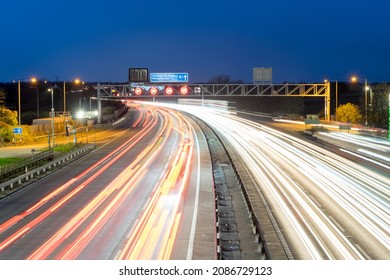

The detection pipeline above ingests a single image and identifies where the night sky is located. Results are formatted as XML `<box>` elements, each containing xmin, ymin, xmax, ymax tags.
<box><xmin>1</xmin><ymin>0</ymin><xmax>389</xmax><ymax>83</ymax></box>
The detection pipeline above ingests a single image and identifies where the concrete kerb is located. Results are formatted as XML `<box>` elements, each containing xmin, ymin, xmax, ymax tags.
<box><xmin>0</xmin><ymin>144</ymin><xmax>96</xmax><ymax>194</ymax></box>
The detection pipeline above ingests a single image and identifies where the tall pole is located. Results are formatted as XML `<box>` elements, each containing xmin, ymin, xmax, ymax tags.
<box><xmin>335</xmin><ymin>81</ymin><xmax>338</xmax><ymax>110</ymax></box>
<box><xmin>18</xmin><ymin>80</ymin><xmax>21</xmax><ymax>125</ymax></box>
<box><xmin>36</xmin><ymin>88</ymin><xmax>39</xmax><ymax>119</ymax></box>
<box><xmin>388</xmin><ymin>93</ymin><xmax>390</xmax><ymax>140</ymax></box>
<box><xmin>365</xmin><ymin>79</ymin><xmax>368</xmax><ymax>126</ymax></box>
<box><xmin>369</xmin><ymin>88</ymin><xmax>373</xmax><ymax>122</ymax></box>
<box><xmin>30</xmin><ymin>87</ymin><xmax>39</xmax><ymax>119</ymax></box>
<box><xmin>97</xmin><ymin>83</ymin><xmax>102</xmax><ymax>124</ymax></box>
<box><xmin>51</xmin><ymin>88</ymin><xmax>55</xmax><ymax>148</ymax></box>
<box><xmin>335</xmin><ymin>81</ymin><xmax>338</xmax><ymax>121</ymax></box>
<box><xmin>63</xmin><ymin>81</ymin><xmax>66</xmax><ymax>115</ymax></box>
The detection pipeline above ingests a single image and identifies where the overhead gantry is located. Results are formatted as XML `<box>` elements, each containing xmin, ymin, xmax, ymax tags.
<box><xmin>96</xmin><ymin>82</ymin><xmax>331</xmax><ymax>123</ymax></box>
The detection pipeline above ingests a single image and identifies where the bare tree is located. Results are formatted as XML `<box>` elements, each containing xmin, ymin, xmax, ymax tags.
<box><xmin>208</xmin><ymin>74</ymin><xmax>231</xmax><ymax>84</ymax></box>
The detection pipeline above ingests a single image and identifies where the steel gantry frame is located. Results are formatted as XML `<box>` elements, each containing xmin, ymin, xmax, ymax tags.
<box><xmin>96</xmin><ymin>82</ymin><xmax>331</xmax><ymax>122</ymax></box>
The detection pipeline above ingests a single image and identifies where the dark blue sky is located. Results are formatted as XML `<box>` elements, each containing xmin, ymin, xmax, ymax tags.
<box><xmin>1</xmin><ymin>0</ymin><xmax>389</xmax><ymax>83</ymax></box>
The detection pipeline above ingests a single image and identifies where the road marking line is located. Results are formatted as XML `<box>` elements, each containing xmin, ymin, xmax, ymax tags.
<box><xmin>186</xmin><ymin>125</ymin><xmax>201</xmax><ymax>260</ymax></box>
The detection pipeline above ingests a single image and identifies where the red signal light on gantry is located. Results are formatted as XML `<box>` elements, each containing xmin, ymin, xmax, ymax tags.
<box><xmin>134</xmin><ymin>87</ymin><xmax>143</xmax><ymax>95</ymax></box>
<box><xmin>149</xmin><ymin>87</ymin><xmax>158</xmax><ymax>95</ymax></box>
<box><xmin>180</xmin><ymin>86</ymin><xmax>189</xmax><ymax>95</ymax></box>
<box><xmin>165</xmin><ymin>86</ymin><xmax>174</xmax><ymax>95</ymax></box>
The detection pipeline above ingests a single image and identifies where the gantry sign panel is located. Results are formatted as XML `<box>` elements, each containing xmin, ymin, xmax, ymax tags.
<box><xmin>129</xmin><ymin>68</ymin><xmax>149</xmax><ymax>83</ymax></box>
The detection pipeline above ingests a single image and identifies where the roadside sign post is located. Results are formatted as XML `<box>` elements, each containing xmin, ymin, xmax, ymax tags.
<box><xmin>13</xmin><ymin>127</ymin><xmax>23</xmax><ymax>143</ymax></box>
<box><xmin>13</xmin><ymin>127</ymin><xmax>22</xmax><ymax>134</ymax></box>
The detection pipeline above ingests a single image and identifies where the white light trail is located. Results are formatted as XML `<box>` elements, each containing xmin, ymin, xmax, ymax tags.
<box><xmin>157</xmin><ymin>102</ymin><xmax>390</xmax><ymax>259</ymax></box>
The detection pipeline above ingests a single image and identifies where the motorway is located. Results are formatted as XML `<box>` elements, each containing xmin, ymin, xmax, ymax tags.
<box><xmin>1</xmin><ymin>101</ymin><xmax>389</xmax><ymax>260</ymax></box>
<box><xmin>159</xmin><ymin>102</ymin><xmax>390</xmax><ymax>260</ymax></box>
<box><xmin>0</xmin><ymin>104</ymin><xmax>214</xmax><ymax>260</ymax></box>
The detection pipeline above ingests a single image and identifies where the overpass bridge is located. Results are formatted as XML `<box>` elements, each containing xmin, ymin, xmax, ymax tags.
<box><xmin>96</xmin><ymin>82</ymin><xmax>331</xmax><ymax>122</ymax></box>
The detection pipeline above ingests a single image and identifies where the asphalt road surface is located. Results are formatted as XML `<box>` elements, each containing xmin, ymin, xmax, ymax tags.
<box><xmin>0</xmin><ymin>105</ymin><xmax>214</xmax><ymax>260</ymax></box>
<box><xmin>159</xmin><ymin>103</ymin><xmax>390</xmax><ymax>260</ymax></box>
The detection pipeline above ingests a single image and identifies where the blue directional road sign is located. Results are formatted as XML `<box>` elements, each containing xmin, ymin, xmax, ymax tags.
<box><xmin>150</xmin><ymin>73</ymin><xmax>189</xmax><ymax>83</ymax></box>
<box><xmin>13</xmin><ymin>127</ymin><xmax>23</xmax><ymax>134</ymax></box>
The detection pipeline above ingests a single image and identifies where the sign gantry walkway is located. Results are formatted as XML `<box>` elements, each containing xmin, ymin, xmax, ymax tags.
<box><xmin>96</xmin><ymin>82</ymin><xmax>331</xmax><ymax>121</ymax></box>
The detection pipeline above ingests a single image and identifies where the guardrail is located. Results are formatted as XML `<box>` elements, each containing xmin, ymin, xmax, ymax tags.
<box><xmin>31</xmin><ymin>112</ymin><xmax>128</xmax><ymax>140</ymax></box>
<box><xmin>0</xmin><ymin>149</ymin><xmax>54</xmax><ymax>181</ymax></box>
<box><xmin>0</xmin><ymin>114</ymin><xmax>128</xmax><ymax>194</ymax></box>
<box><xmin>0</xmin><ymin>144</ymin><xmax>95</xmax><ymax>194</ymax></box>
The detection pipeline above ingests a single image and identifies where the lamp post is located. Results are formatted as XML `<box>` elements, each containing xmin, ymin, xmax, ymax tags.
<box><xmin>18</xmin><ymin>80</ymin><xmax>21</xmax><ymax>125</ymax></box>
<box><xmin>50</xmin><ymin>87</ymin><xmax>55</xmax><ymax>148</ymax></box>
<box><xmin>63</xmin><ymin>81</ymin><xmax>66</xmax><ymax>115</ymax></box>
<box><xmin>17</xmin><ymin>77</ymin><xmax>37</xmax><ymax>125</ymax></box>
<box><xmin>30</xmin><ymin>86</ymin><xmax>39</xmax><ymax>119</ymax></box>
<box><xmin>63</xmin><ymin>78</ymin><xmax>82</xmax><ymax>117</ymax></box>
<box><xmin>48</xmin><ymin>85</ymin><xmax>59</xmax><ymax>148</ymax></box>
<box><xmin>364</xmin><ymin>79</ymin><xmax>369</xmax><ymax>126</ymax></box>
<box><xmin>335</xmin><ymin>80</ymin><xmax>338</xmax><ymax>111</ymax></box>
<box><xmin>388</xmin><ymin>93</ymin><xmax>390</xmax><ymax>140</ymax></box>
<box><xmin>351</xmin><ymin>76</ymin><xmax>370</xmax><ymax>126</ymax></box>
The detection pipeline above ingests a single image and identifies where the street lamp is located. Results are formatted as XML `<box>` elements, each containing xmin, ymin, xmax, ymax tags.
<box><xmin>30</xmin><ymin>87</ymin><xmax>39</xmax><ymax>118</ymax></box>
<box><xmin>16</xmin><ymin>77</ymin><xmax>37</xmax><ymax>125</ymax></box>
<box><xmin>63</xmin><ymin>78</ymin><xmax>82</xmax><ymax>117</ymax></box>
<box><xmin>351</xmin><ymin>76</ymin><xmax>370</xmax><ymax>126</ymax></box>
<box><xmin>30</xmin><ymin>78</ymin><xmax>39</xmax><ymax>119</ymax></box>
<box><xmin>364</xmin><ymin>78</ymin><xmax>369</xmax><ymax>126</ymax></box>
<box><xmin>48</xmin><ymin>85</ymin><xmax>59</xmax><ymax>148</ymax></box>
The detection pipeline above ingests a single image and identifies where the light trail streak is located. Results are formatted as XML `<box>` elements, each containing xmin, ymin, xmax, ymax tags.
<box><xmin>131</xmin><ymin>105</ymin><xmax>145</xmax><ymax>128</ymax></box>
<box><xmin>0</xmin><ymin>104</ymin><xmax>199</xmax><ymax>260</ymax></box>
<box><xmin>318</xmin><ymin>132</ymin><xmax>390</xmax><ymax>153</ymax></box>
<box><xmin>358</xmin><ymin>149</ymin><xmax>390</xmax><ymax>164</ymax></box>
<box><xmin>54</xmin><ymin>168</ymin><xmax>148</xmax><ymax>260</ymax></box>
<box><xmin>118</xmin><ymin>109</ymin><xmax>194</xmax><ymax>260</ymax></box>
<box><xmin>160</xmin><ymin>103</ymin><xmax>390</xmax><ymax>259</ymax></box>
<box><xmin>27</xmin><ymin>108</ymin><xmax>171</xmax><ymax>259</ymax></box>
<box><xmin>0</xmin><ymin>178</ymin><xmax>77</xmax><ymax>232</ymax></box>
<box><xmin>0</xmin><ymin>107</ymin><xmax>154</xmax><ymax>235</ymax></box>
<box><xmin>0</xmin><ymin>107</ymin><xmax>159</xmax><ymax>253</ymax></box>
<box><xmin>340</xmin><ymin>149</ymin><xmax>390</xmax><ymax>170</ymax></box>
